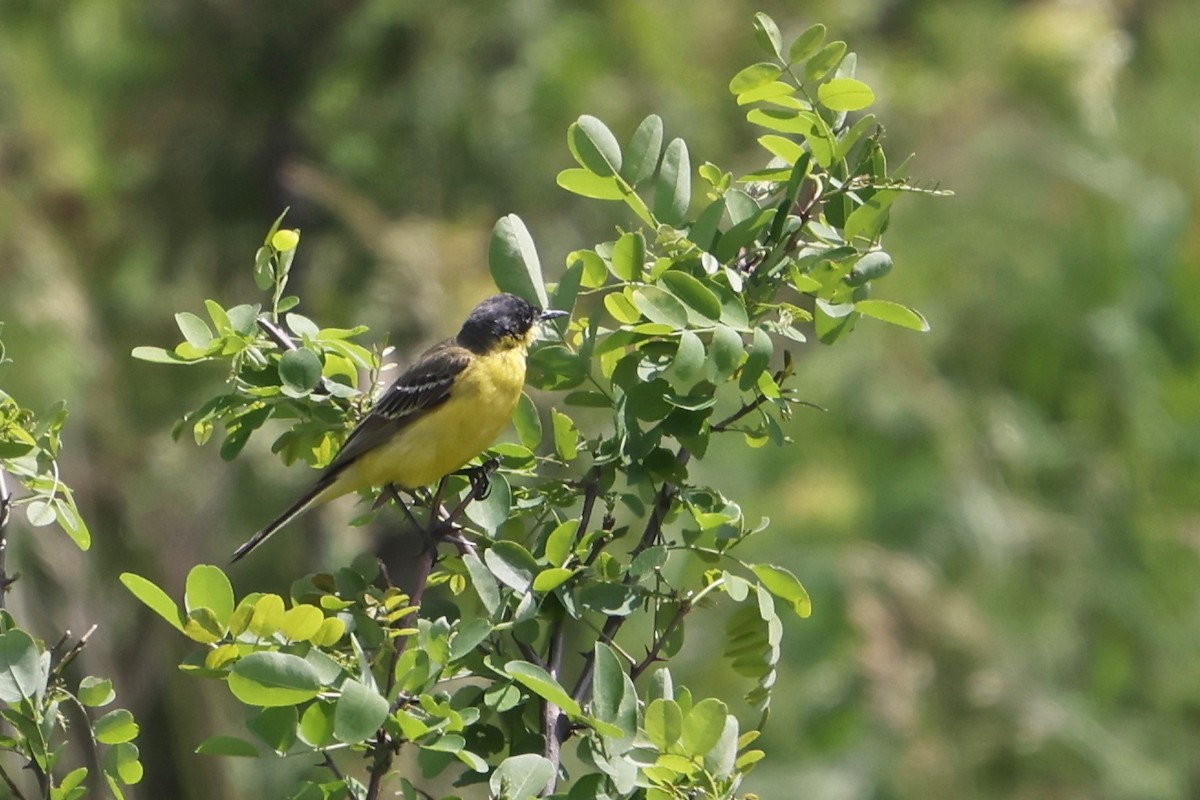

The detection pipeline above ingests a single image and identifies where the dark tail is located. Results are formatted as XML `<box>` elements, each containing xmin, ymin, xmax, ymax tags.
<box><xmin>231</xmin><ymin>476</ymin><xmax>336</xmax><ymax>563</ymax></box>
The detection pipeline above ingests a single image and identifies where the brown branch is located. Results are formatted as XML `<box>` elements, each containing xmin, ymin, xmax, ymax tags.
<box><xmin>541</xmin><ymin>616</ymin><xmax>569</xmax><ymax>795</ymax></box>
<box><xmin>571</xmin><ymin>449</ymin><xmax>690</xmax><ymax>704</ymax></box>
<box><xmin>0</xmin><ymin>470</ymin><xmax>14</xmax><ymax>610</ymax></box>
<box><xmin>366</xmin><ymin>517</ymin><xmax>437</xmax><ymax>800</ymax></box>
<box><xmin>710</xmin><ymin>393</ymin><xmax>770</xmax><ymax>433</ymax></box>
<box><xmin>256</xmin><ymin>317</ymin><xmax>299</xmax><ymax>351</ymax></box>
<box><xmin>51</xmin><ymin>624</ymin><xmax>97</xmax><ymax>679</ymax></box>
<box><xmin>321</xmin><ymin>752</ymin><xmax>348</xmax><ymax>784</ymax></box>
<box><xmin>630</xmin><ymin>601</ymin><xmax>693</xmax><ymax>682</ymax></box>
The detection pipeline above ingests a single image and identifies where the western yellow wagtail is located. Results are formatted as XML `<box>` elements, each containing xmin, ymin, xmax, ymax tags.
<box><xmin>231</xmin><ymin>293</ymin><xmax>566</xmax><ymax>562</ymax></box>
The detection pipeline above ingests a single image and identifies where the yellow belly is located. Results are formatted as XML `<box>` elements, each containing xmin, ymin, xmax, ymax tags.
<box><xmin>341</xmin><ymin>346</ymin><xmax>527</xmax><ymax>491</ymax></box>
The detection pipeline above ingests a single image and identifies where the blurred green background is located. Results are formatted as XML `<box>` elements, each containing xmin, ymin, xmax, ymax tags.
<box><xmin>2</xmin><ymin>0</ymin><xmax>1198</xmax><ymax>797</ymax></box>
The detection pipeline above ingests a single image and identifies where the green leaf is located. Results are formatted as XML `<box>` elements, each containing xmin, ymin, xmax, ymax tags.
<box><xmin>271</xmin><ymin>229</ymin><xmax>300</xmax><ymax>252</ymax></box>
<box><xmin>757</xmin><ymin>135</ymin><xmax>806</xmax><ymax>164</ymax></box>
<box><xmin>334</xmin><ymin>679</ymin><xmax>390</xmax><ymax>745</ymax></box>
<box><xmin>632</xmin><ymin>286</ymin><xmax>690</xmax><ymax>329</ymax></box>
<box><xmin>729</xmin><ymin>63</ymin><xmax>783</xmax><ymax>95</ymax></box>
<box><xmin>490</xmin><ymin>753</ymin><xmax>556</xmax><ymax>800</ymax></box>
<box><xmin>489</xmin><ymin>214</ymin><xmax>550</xmax><ymax>309</ymax></box>
<box><xmin>102</xmin><ymin>743</ymin><xmax>143</xmax><ymax>786</ymax></box>
<box><xmin>463</xmin><ymin>472</ymin><xmax>511</xmax><ymax>534</ymax></box>
<box><xmin>579</xmin><ymin>582</ymin><xmax>642</xmax><ymax>616</ymax></box>
<box><xmin>505</xmin><ymin>662</ymin><xmax>581</xmax><ymax>716</ymax></box>
<box><xmin>654</xmin><ymin>138</ymin><xmax>691</xmax><ymax>226</ymax></box>
<box><xmin>95</xmin><ymin>709</ymin><xmax>139</xmax><ymax>745</ymax></box>
<box><xmin>552</xmin><ymin>257</ymin><xmax>583</xmax><ymax>319</ymax></box>
<box><xmin>25</xmin><ymin>499</ymin><xmax>55</xmax><ymax>527</ymax></box>
<box><xmin>175</xmin><ymin>312</ymin><xmax>214</xmax><ymax>348</ymax></box>
<box><xmin>449</xmin><ymin>618</ymin><xmax>493</xmax><ymax>661</ymax></box>
<box><xmin>745</xmin><ymin>108</ymin><xmax>808</xmax><ymax>134</ymax></box>
<box><xmin>752</xmin><ymin>12</ymin><xmax>783</xmax><ymax>59</ymax></box>
<box><xmin>280</xmin><ymin>605</ymin><xmax>325</xmax><ymax>642</ymax></box>
<box><xmin>805</xmin><ymin>41</ymin><xmax>848</xmax><ymax>82</ymax></box>
<box><xmin>603</xmin><ymin>292</ymin><xmax>641</xmax><ymax>325</ymax></box>
<box><xmin>78</xmin><ymin>676</ymin><xmax>115</xmax><ymax>707</ymax></box>
<box><xmin>228</xmin><ymin>652</ymin><xmax>321</xmax><ymax>707</ymax></box>
<box><xmin>183</xmin><ymin>607</ymin><xmax>224</xmax><ymax>644</ymax></box>
<box><xmin>610</xmin><ymin>231</ymin><xmax>645</xmax><ymax>281</ymax></box>
<box><xmin>844</xmin><ymin>251</ymin><xmax>894</xmax><ymax>287</ymax></box>
<box><xmin>788</xmin><ymin>23</ymin><xmax>827</xmax><ymax>63</ymax></box>
<box><xmin>248</xmin><ymin>706</ymin><xmax>297</xmax><ymax>754</ymax></box>
<box><xmin>532</xmin><ymin>567</ymin><xmax>574</xmax><ymax>593</ymax></box>
<box><xmin>817</xmin><ymin>77</ymin><xmax>875</xmax><ymax>111</ymax></box>
<box><xmin>708</xmin><ymin>325</ymin><xmax>745</xmax><ymax>382</ymax></box>
<box><xmin>736</xmin><ymin>80</ymin><xmax>797</xmax><ymax>106</ymax></box>
<box><xmin>570</xmin><ymin>249</ymin><xmax>609</xmax><ymax>290</ymax></box>
<box><xmin>750</xmin><ymin>563</ymin><xmax>813</xmax><ymax>618</ymax></box>
<box><xmin>0</xmin><ymin>629</ymin><xmax>43</xmax><ymax>703</ymax></box>
<box><xmin>464</xmin><ymin>552</ymin><xmax>501</xmax><ymax>615</ymax></box>
<box><xmin>705</xmin><ymin>716</ymin><xmax>740</xmax><ymax>779</ymax></box>
<box><xmin>843</xmin><ymin>189</ymin><xmax>900</xmax><ymax>244</ymax></box>
<box><xmin>592</xmin><ymin>643</ymin><xmax>637</xmax><ymax>747</ymax></box>
<box><xmin>184</xmin><ymin>564</ymin><xmax>234</xmax><ymax>624</ymax></box>
<box><xmin>130</xmin><ymin>346</ymin><xmax>189</xmax><ymax>364</ymax></box>
<box><xmin>623</xmin><ymin>114</ymin><xmax>664</xmax><ymax>186</ymax></box>
<box><xmin>670</xmin><ymin>331</ymin><xmax>705</xmax><ymax>387</ymax></box>
<box><xmin>739</xmin><ymin>327</ymin><xmax>773</xmax><ymax>391</ymax></box>
<box><xmin>119</xmin><ymin>573</ymin><xmax>184</xmax><ymax>632</ymax></box>
<box><xmin>53</xmin><ymin>767</ymin><xmax>88</xmax><ymax>800</ymax></box>
<box><xmin>544</xmin><ymin>520</ymin><xmax>579</xmax><ymax>567</ymax></box>
<box><xmin>855</xmin><ymin>299</ymin><xmax>930</xmax><ymax>332</ymax></box>
<box><xmin>249</xmin><ymin>593</ymin><xmax>286</xmax><ymax>638</ymax></box>
<box><xmin>278</xmin><ymin>348</ymin><xmax>322</xmax><ymax>396</ymax></box>
<box><xmin>297</xmin><ymin>701</ymin><xmax>336</xmax><ymax>748</ymax></box>
<box><xmin>568</xmin><ymin>115</ymin><xmax>622</xmax><ymax>177</ymax></box>
<box><xmin>681</xmin><ymin>698</ymin><xmax>727</xmax><ymax>756</ymax></box>
<box><xmin>644</xmin><ymin>698</ymin><xmax>683</xmax><ymax>748</ymax></box>
<box><xmin>512</xmin><ymin>393</ymin><xmax>542</xmax><ymax>451</ymax></box>
<box><xmin>54</xmin><ymin>495</ymin><xmax>90</xmax><ymax>550</ymax></box>
<box><xmin>484</xmin><ymin>541</ymin><xmax>539</xmax><ymax>593</ymax></box>
<box><xmin>195</xmin><ymin>735</ymin><xmax>259</xmax><ymax>757</ymax></box>
<box><xmin>556</xmin><ymin>169</ymin><xmax>626</xmax><ymax>200</ymax></box>
<box><xmin>659</xmin><ymin>271</ymin><xmax>722</xmax><ymax>320</ymax></box>
<box><xmin>551</xmin><ymin>408</ymin><xmax>580</xmax><ymax>461</ymax></box>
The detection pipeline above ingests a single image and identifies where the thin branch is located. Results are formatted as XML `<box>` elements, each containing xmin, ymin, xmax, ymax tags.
<box><xmin>711</xmin><ymin>360</ymin><xmax>796</xmax><ymax>434</ymax></box>
<box><xmin>0</xmin><ymin>470</ymin><xmax>13</xmax><ymax>610</ymax></box>
<box><xmin>366</xmin><ymin>515</ymin><xmax>437</xmax><ymax>800</ymax></box>
<box><xmin>541</xmin><ymin>617</ymin><xmax>569</xmax><ymax>795</ymax></box>
<box><xmin>710</xmin><ymin>394</ymin><xmax>770</xmax><ymax>434</ymax></box>
<box><xmin>256</xmin><ymin>317</ymin><xmax>299</xmax><ymax>351</ymax></box>
<box><xmin>321</xmin><ymin>752</ymin><xmax>349</xmax><ymax>785</ymax></box>
<box><xmin>630</xmin><ymin>601</ymin><xmax>692</xmax><ymax>682</ymax></box>
<box><xmin>51</xmin><ymin>624</ymin><xmax>97</xmax><ymax>678</ymax></box>
<box><xmin>576</xmin><ymin>467</ymin><xmax>601</xmax><ymax>541</ymax></box>
<box><xmin>572</xmin><ymin>449</ymin><xmax>690</xmax><ymax>704</ymax></box>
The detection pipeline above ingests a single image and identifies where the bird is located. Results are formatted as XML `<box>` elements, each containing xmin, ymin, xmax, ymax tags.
<box><xmin>231</xmin><ymin>293</ymin><xmax>567</xmax><ymax>562</ymax></box>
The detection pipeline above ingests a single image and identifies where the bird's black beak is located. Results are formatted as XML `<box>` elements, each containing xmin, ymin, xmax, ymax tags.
<box><xmin>538</xmin><ymin>309</ymin><xmax>569</xmax><ymax>322</ymax></box>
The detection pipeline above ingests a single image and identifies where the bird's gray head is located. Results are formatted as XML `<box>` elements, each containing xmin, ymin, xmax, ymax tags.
<box><xmin>456</xmin><ymin>293</ymin><xmax>567</xmax><ymax>353</ymax></box>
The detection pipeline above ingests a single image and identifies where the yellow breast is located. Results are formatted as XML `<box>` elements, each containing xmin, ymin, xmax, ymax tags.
<box><xmin>346</xmin><ymin>345</ymin><xmax>528</xmax><ymax>491</ymax></box>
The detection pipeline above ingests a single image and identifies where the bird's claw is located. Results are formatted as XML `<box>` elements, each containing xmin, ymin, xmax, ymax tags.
<box><xmin>464</xmin><ymin>457</ymin><xmax>500</xmax><ymax>501</ymax></box>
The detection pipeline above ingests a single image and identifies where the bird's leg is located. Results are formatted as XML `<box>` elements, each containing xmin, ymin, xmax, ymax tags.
<box><xmin>381</xmin><ymin>484</ymin><xmax>425</xmax><ymax>531</ymax></box>
<box><xmin>459</xmin><ymin>457</ymin><xmax>501</xmax><ymax>501</ymax></box>
<box><xmin>429</xmin><ymin>476</ymin><xmax>449</xmax><ymax>528</ymax></box>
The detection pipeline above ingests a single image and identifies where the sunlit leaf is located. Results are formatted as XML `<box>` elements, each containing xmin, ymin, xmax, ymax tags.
<box><xmin>490</xmin><ymin>214</ymin><xmax>550</xmax><ymax>309</ymax></box>
<box><xmin>854</xmin><ymin>299</ymin><xmax>930</xmax><ymax>331</ymax></box>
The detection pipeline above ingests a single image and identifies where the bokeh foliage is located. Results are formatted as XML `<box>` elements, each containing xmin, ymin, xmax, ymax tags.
<box><xmin>1</xmin><ymin>1</ymin><xmax>1199</xmax><ymax>799</ymax></box>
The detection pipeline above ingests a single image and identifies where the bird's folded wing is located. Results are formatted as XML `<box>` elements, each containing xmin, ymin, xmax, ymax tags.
<box><xmin>324</xmin><ymin>341</ymin><xmax>471</xmax><ymax>475</ymax></box>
